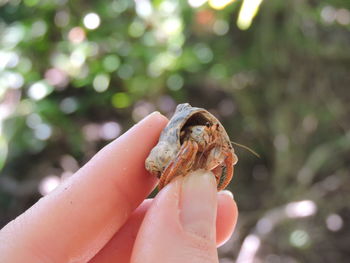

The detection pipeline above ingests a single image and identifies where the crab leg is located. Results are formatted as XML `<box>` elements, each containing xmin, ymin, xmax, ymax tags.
<box><xmin>217</xmin><ymin>151</ymin><xmax>237</xmax><ymax>191</ymax></box>
<box><xmin>158</xmin><ymin>140</ymin><xmax>198</xmax><ymax>190</ymax></box>
<box><xmin>211</xmin><ymin>165</ymin><xmax>223</xmax><ymax>186</ymax></box>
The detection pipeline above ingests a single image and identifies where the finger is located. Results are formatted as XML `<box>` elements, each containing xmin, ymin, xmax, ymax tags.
<box><xmin>0</xmin><ymin>112</ymin><xmax>168</xmax><ymax>263</ymax></box>
<box><xmin>89</xmin><ymin>199</ymin><xmax>152</xmax><ymax>263</ymax></box>
<box><xmin>90</xmin><ymin>193</ymin><xmax>237</xmax><ymax>263</ymax></box>
<box><xmin>131</xmin><ymin>170</ymin><xmax>238</xmax><ymax>263</ymax></box>
<box><xmin>216</xmin><ymin>191</ymin><xmax>238</xmax><ymax>246</ymax></box>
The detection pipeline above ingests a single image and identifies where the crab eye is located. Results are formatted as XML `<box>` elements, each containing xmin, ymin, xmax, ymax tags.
<box><xmin>205</xmin><ymin>122</ymin><xmax>211</xmax><ymax>127</ymax></box>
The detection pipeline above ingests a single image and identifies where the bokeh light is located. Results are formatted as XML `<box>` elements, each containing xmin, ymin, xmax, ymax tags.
<box><xmin>132</xmin><ymin>101</ymin><xmax>156</xmax><ymax>122</ymax></box>
<box><xmin>128</xmin><ymin>20</ymin><xmax>146</xmax><ymax>38</ymax></box>
<box><xmin>209</xmin><ymin>0</ymin><xmax>235</xmax><ymax>10</ymax></box>
<box><xmin>34</xmin><ymin>123</ymin><xmax>52</xmax><ymax>141</ymax></box>
<box><xmin>321</xmin><ymin>6</ymin><xmax>337</xmax><ymax>24</ymax></box>
<box><xmin>83</xmin><ymin>13</ymin><xmax>101</xmax><ymax>30</ymax></box>
<box><xmin>117</xmin><ymin>64</ymin><xmax>134</xmax><ymax>79</ymax></box>
<box><xmin>102</xmin><ymin>55</ymin><xmax>121</xmax><ymax>72</ymax></box>
<box><xmin>27</xmin><ymin>82</ymin><xmax>53</xmax><ymax>100</ymax></box>
<box><xmin>285</xmin><ymin>200</ymin><xmax>317</xmax><ymax>218</ymax></box>
<box><xmin>273</xmin><ymin>134</ymin><xmax>289</xmax><ymax>152</ymax></box>
<box><xmin>213</xmin><ymin>20</ymin><xmax>229</xmax><ymax>35</ymax></box>
<box><xmin>2</xmin><ymin>24</ymin><xmax>25</xmax><ymax>47</ymax></box>
<box><xmin>26</xmin><ymin>113</ymin><xmax>42</xmax><ymax>129</ymax></box>
<box><xmin>135</xmin><ymin>0</ymin><xmax>153</xmax><ymax>18</ymax></box>
<box><xmin>93</xmin><ymin>74</ymin><xmax>110</xmax><ymax>92</ymax></box>
<box><xmin>24</xmin><ymin>0</ymin><xmax>39</xmax><ymax>7</ymax></box>
<box><xmin>256</xmin><ymin>218</ymin><xmax>273</xmax><ymax>235</ymax></box>
<box><xmin>112</xmin><ymin>92</ymin><xmax>131</xmax><ymax>108</ymax></box>
<box><xmin>188</xmin><ymin>0</ymin><xmax>207</xmax><ymax>8</ymax></box>
<box><xmin>194</xmin><ymin>43</ymin><xmax>214</xmax><ymax>64</ymax></box>
<box><xmin>326</xmin><ymin>214</ymin><xmax>343</xmax><ymax>232</ymax></box>
<box><xmin>30</xmin><ymin>20</ymin><xmax>47</xmax><ymax>38</ymax></box>
<box><xmin>218</xmin><ymin>99</ymin><xmax>235</xmax><ymax>116</ymax></box>
<box><xmin>290</xmin><ymin>230</ymin><xmax>310</xmax><ymax>248</ymax></box>
<box><xmin>336</xmin><ymin>9</ymin><xmax>350</xmax><ymax>25</ymax></box>
<box><xmin>0</xmin><ymin>72</ymin><xmax>24</xmax><ymax>89</ymax></box>
<box><xmin>68</xmin><ymin>27</ymin><xmax>86</xmax><ymax>44</ymax></box>
<box><xmin>237</xmin><ymin>0</ymin><xmax>263</xmax><ymax>30</ymax></box>
<box><xmin>70</xmin><ymin>49</ymin><xmax>86</xmax><ymax>67</ymax></box>
<box><xmin>60</xmin><ymin>155</ymin><xmax>79</xmax><ymax>172</ymax></box>
<box><xmin>167</xmin><ymin>74</ymin><xmax>184</xmax><ymax>91</ymax></box>
<box><xmin>0</xmin><ymin>51</ymin><xmax>19</xmax><ymax>70</ymax></box>
<box><xmin>38</xmin><ymin>175</ymin><xmax>60</xmax><ymax>196</ymax></box>
<box><xmin>302</xmin><ymin>115</ymin><xmax>318</xmax><ymax>133</ymax></box>
<box><xmin>82</xmin><ymin>123</ymin><xmax>101</xmax><ymax>141</ymax></box>
<box><xmin>100</xmin><ymin>122</ymin><xmax>121</xmax><ymax>140</ymax></box>
<box><xmin>157</xmin><ymin>96</ymin><xmax>176</xmax><ymax>114</ymax></box>
<box><xmin>60</xmin><ymin>97</ymin><xmax>78</xmax><ymax>114</ymax></box>
<box><xmin>236</xmin><ymin>235</ymin><xmax>261</xmax><ymax>263</ymax></box>
<box><xmin>55</xmin><ymin>10</ymin><xmax>70</xmax><ymax>27</ymax></box>
<box><xmin>321</xmin><ymin>6</ymin><xmax>350</xmax><ymax>25</ymax></box>
<box><xmin>45</xmin><ymin>68</ymin><xmax>69</xmax><ymax>88</ymax></box>
<box><xmin>196</xmin><ymin>10</ymin><xmax>215</xmax><ymax>27</ymax></box>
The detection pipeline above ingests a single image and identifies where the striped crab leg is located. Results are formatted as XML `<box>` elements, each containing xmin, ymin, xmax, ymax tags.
<box><xmin>158</xmin><ymin>140</ymin><xmax>199</xmax><ymax>190</ymax></box>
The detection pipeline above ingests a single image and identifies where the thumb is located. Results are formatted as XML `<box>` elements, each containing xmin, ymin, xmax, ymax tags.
<box><xmin>131</xmin><ymin>170</ymin><xmax>218</xmax><ymax>263</ymax></box>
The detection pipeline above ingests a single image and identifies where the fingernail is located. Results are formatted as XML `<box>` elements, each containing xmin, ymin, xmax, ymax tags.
<box><xmin>149</xmin><ymin>111</ymin><xmax>161</xmax><ymax>117</ymax></box>
<box><xmin>148</xmin><ymin>111</ymin><xmax>166</xmax><ymax>120</ymax></box>
<box><xmin>219</xmin><ymin>190</ymin><xmax>234</xmax><ymax>200</ymax></box>
<box><xmin>136</xmin><ymin>111</ymin><xmax>164</xmax><ymax>125</ymax></box>
<box><xmin>180</xmin><ymin>170</ymin><xmax>217</xmax><ymax>237</ymax></box>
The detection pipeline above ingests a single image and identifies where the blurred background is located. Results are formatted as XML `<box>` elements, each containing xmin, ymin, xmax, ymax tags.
<box><xmin>1</xmin><ymin>0</ymin><xmax>350</xmax><ymax>262</ymax></box>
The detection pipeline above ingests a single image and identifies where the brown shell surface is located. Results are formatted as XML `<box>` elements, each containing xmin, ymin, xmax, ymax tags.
<box><xmin>145</xmin><ymin>103</ymin><xmax>234</xmax><ymax>180</ymax></box>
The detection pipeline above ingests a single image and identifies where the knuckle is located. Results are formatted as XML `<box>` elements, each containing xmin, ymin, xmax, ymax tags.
<box><xmin>182</xmin><ymin>232</ymin><xmax>217</xmax><ymax>263</ymax></box>
<box><xmin>181</xmin><ymin>243</ymin><xmax>217</xmax><ymax>263</ymax></box>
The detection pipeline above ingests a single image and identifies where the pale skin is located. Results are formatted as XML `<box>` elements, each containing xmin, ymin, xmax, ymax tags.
<box><xmin>0</xmin><ymin>112</ymin><xmax>238</xmax><ymax>263</ymax></box>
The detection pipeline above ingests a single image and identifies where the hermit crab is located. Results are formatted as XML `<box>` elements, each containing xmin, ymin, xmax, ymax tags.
<box><xmin>145</xmin><ymin>103</ymin><xmax>238</xmax><ymax>191</ymax></box>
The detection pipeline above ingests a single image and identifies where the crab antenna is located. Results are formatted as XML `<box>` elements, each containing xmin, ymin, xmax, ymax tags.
<box><xmin>230</xmin><ymin>141</ymin><xmax>260</xmax><ymax>158</ymax></box>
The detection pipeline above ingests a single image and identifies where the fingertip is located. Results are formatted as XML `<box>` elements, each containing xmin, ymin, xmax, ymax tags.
<box><xmin>132</xmin><ymin>176</ymin><xmax>221</xmax><ymax>263</ymax></box>
<box><xmin>135</xmin><ymin>111</ymin><xmax>168</xmax><ymax>131</ymax></box>
<box><xmin>216</xmin><ymin>191</ymin><xmax>238</xmax><ymax>246</ymax></box>
<box><xmin>148</xmin><ymin>111</ymin><xmax>169</xmax><ymax>124</ymax></box>
<box><xmin>219</xmin><ymin>190</ymin><xmax>234</xmax><ymax>200</ymax></box>
<box><xmin>180</xmin><ymin>171</ymin><xmax>217</xmax><ymax>238</ymax></box>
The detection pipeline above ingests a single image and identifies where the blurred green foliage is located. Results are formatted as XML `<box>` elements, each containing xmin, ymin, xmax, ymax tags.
<box><xmin>1</xmin><ymin>0</ymin><xmax>350</xmax><ymax>261</ymax></box>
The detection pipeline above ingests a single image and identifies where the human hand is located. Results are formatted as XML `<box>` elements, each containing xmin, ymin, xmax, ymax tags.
<box><xmin>0</xmin><ymin>112</ymin><xmax>238</xmax><ymax>263</ymax></box>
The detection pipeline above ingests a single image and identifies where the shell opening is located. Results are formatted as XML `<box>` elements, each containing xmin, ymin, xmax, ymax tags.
<box><xmin>180</xmin><ymin>112</ymin><xmax>212</xmax><ymax>144</ymax></box>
